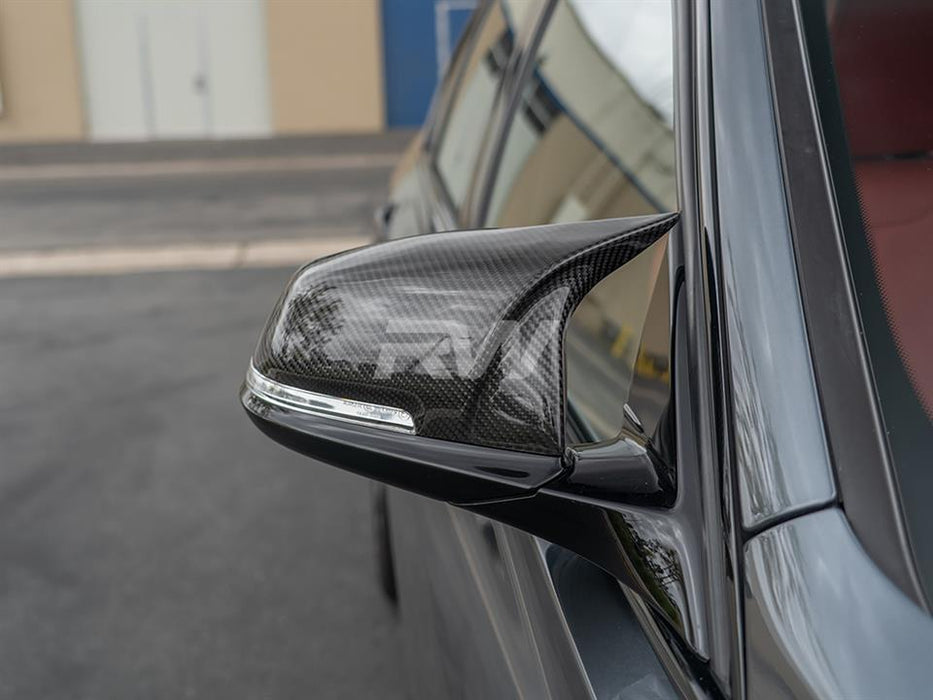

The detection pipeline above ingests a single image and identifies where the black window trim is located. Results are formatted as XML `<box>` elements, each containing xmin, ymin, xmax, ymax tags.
<box><xmin>682</xmin><ymin>0</ymin><xmax>746</xmax><ymax>693</ymax></box>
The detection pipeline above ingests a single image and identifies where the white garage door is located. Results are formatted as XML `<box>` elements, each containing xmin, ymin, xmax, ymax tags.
<box><xmin>76</xmin><ymin>0</ymin><xmax>271</xmax><ymax>141</ymax></box>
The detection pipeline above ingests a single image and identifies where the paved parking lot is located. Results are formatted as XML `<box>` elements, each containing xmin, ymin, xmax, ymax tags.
<box><xmin>0</xmin><ymin>135</ymin><xmax>412</xmax><ymax>699</ymax></box>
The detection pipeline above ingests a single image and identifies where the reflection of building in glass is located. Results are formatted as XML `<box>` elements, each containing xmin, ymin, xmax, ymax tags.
<box><xmin>489</xmin><ymin>0</ymin><xmax>675</xmax><ymax>226</ymax></box>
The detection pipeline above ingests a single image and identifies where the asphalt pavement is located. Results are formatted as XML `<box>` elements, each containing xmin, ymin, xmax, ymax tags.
<box><xmin>0</xmin><ymin>134</ymin><xmax>411</xmax><ymax>252</ymax></box>
<box><xmin>0</xmin><ymin>135</ymin><xmax>412</xmax><ymax>699</ymax></box>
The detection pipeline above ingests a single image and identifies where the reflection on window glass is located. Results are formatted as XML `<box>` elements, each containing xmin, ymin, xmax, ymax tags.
<box><xmin>435</xmin><ymin>2</ymin><xmax>518</xmax><ymax>211</ymax></box>
<box><xmin>486</xmin><ymin>0</ymin><xmax>675</xmax><ymax>441</ymax></box>
<box><xmin>802</xmin><ymin>0</ymin><xmax>933</xmax><ymax>596</ymax></box>
<box><xmin>487</xmin><ymin>0</ymin><xmax>675</xmax><ymax>226</ymax></box>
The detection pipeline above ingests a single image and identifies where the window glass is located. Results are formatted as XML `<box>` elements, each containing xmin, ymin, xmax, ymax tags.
<box><xmin>801</xmin><ymin>0</ymin><xmax>933</xmax><ymax>593</ymax></box>
<box><xmin>487</xmin><ymin>0</ymin><xmax>675</xmax><ymax>227</ymax></box>
<box><xmin>486</xmin><ymin>0</ymin><xmax>676</xmax><ymax>441</ymax></box>
<box><xmin>435</xmin><ymin>1</ymin><xmax>528</xmax><ymax>211</ymax></box>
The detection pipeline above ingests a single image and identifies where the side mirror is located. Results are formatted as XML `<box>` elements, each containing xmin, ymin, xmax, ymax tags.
<box><xmin>242</xmin><ymin>212</ymin><xmax>676</xmax><ymax>498</ymax></box>
<box><xmin>241</xmin><ymin>213</ymin><xmax>698</xmax><ymax>644</ymax></box>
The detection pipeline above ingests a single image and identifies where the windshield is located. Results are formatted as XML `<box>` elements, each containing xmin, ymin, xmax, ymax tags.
<box><xmin>801</xmin><ymin>0</ymin><xmax>933</xmax><ymax>588</ymax></box>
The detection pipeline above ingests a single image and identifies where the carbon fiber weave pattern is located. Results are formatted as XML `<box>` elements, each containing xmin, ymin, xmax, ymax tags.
<box><xmin>252</xmin><ymin>213</ymin><xmax>678</xmax><ymax>455</ymax></box>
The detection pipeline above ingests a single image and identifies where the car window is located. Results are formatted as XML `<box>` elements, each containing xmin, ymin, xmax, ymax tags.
<box><xmin>485</xmin><ymin>0</ymin><xmax>676</xmax><ymax>441</ymax></box>
<box><xmin>801</xmin><ymin>0</ymin><xmax>933</xmax><ymax>596</ymax></box>
<box><xmin>434</xmin><ymin>1</ymin><xmax>538</xmax><ymax>213</ymax></box>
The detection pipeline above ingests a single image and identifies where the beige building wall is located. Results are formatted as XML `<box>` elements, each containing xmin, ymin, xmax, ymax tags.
<box><xmin>0</xmin><ymin>0</ymin><xmax>84</xmax><ymax>142</ymax></box>
<box><xmin>266</xmin><ymin>0</ymin><xmax>384</xmax><ymax>134</ymax></box>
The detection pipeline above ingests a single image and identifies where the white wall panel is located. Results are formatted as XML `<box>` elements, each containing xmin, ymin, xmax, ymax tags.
<box><xmin>76</xmin><ymin>1</ymin><xmax>149</xmax><ymax>140</ymax></box>
<box><xmin>77</xmin><ymin>0</ymin><xmax>270</xmax><ymax>141</ymax></box>
<box><xmin>202</xmin><ymin>0</ymin><xmax>270</xmax><ymax>137</ymax></box>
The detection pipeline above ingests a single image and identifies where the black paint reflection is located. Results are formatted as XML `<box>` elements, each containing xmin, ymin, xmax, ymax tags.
<box><xmin>275</xmin><ymin>282</ymin><xmax>344</xmax><ymax>367</ymax></box>
<box><xmin>609</xmin><ymin>511</ymin><xmax>687</xmax><ymax>632</ymax></box>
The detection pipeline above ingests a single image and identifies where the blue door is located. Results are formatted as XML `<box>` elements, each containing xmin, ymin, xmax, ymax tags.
<box><xmin>382</xmin><ymin>0</ymin><xmax>475</xmax><ymax>127</ymax></box>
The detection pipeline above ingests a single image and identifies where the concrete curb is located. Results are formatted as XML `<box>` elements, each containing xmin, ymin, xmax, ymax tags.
<box><xmin>0</xmin><ymin>235</ymin><xmax>371</xmax><ymax>279</ymax></box>
<box><xmin>0</xmin><ymin>131</ymin><xmax>416</xmax><ymax>167</ymax></box>
<box><xmin>0</xmin><ymin>152</ymin><xmax>400</xmax><ymax>183</ymax></box>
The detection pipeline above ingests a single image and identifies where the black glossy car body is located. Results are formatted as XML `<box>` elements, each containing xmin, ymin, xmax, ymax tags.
<box><xmin>243</xmin><ymin>1</ymin><xmax>933</xmax><ymax>697</ymax></box>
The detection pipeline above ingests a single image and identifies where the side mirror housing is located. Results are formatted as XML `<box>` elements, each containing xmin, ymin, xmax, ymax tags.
<box><xmin>242</xmin><ymin>213</ymin><xmax>677</xmax><ymax>504</ymax></box>
<box><xmin>241</xmin><ymin>213</ymin><xmax>699</xmax><ymax>644</ymax></box>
